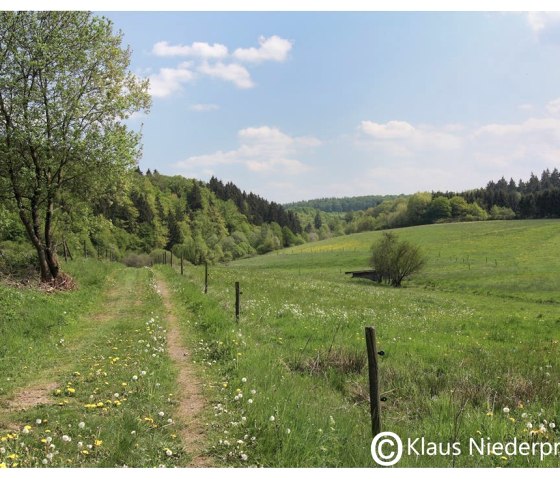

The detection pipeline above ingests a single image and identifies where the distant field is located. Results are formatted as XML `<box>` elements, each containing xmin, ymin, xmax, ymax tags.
<box><xmin>167</xmin><ymin>219</ymin><xmax>560</xmax><ymax>467</ymax></box>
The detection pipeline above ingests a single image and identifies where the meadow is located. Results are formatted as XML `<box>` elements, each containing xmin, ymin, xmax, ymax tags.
<box><xmin>162</xmin><ymin>219</ymin><xmax>560</xmax><ymax>467</ymax></box>
<box><xmin>1</xmin><ymin>219</ymin><xmax>559</xmax><ymax>468</ymax></box>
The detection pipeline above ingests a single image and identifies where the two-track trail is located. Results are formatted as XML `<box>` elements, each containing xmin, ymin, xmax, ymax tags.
<box><xmin>0</xmin><ymin>266</ymin><xmax>211</xmax><ymax>467</ymax></box>
<box><xmin>155</xmin><ymin>275</ymin><xmax>211</xmax><ymax>467</ymax></box>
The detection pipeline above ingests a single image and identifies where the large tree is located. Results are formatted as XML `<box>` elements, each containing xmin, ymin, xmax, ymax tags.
<box><xmin>0</xmin><ymin>12</ymin><xmax>150</xmax><ymax>282</ymax></box>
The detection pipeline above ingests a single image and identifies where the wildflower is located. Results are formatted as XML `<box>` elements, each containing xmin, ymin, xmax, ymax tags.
<box><xmin>81</xmin><ymin>450</ymin><xmax>89</xmax><ymax>456</ymax></box>
<box><xmin>0</xmin><ymin>448</ymin><xmax>5</xmax><ymax>454</ymax></box>
<box><xmin>114</xmin><ymin>393</ymin><xmax>120</xmax><ymax>398</ymax></box>
<box><xmin>251</xmin><ymin>389</ymin><xmax>256</xmax><ymax>395</ymax></box>
<box><xmin>286</xmin><ymin>428</ymin><xmax>291</xmax><ymax>434</ymax></box>
<box><xmin>140</xmin><ymin>371</ymin><xmax>146</xmax><ymax>376</ymax></box>
<box><xmin>36</xmin><ymin>419</ymin><xmax>42</xmax><ymax>425</ymax></box>
<box><xmin>22</xmin><ymin>425</ymin><xmax>31</xmax><ymax>434</ymax></box>
<box><xmin>521</xmin><ymin>412</ymin><xmax>528</xmax><ymax>419</ymax></box>
<box><xmin>247</xmin><ymin>399</ymin><xmax>253</xmax><ymax>404</ymax></box>
<box><xmin>527</xmin><ymin>422</ymin><xmax>533</xmax><ymax>429</ymax></box>
<box><xmin>329</xmin><ymin>416</ymin><xmax>336</xmax><ymax>427</ymax></box>
<box><xmin>46</xmin><ymin>453</ymin><xmax>53</xmax><ymax>460</ymax></box>
<box><xmin>241</xmin><ymin>378</ymin><xmax>247</xmax><ymax>383</ymax></box>
<box><xmin>269</xmin><ymin>416</ymin><xmax>275</xmax><ymax>422</ymax></box>
<box><xmin>78</xmin><ymin>442</ymin><xmax>83</xmax><ymax>448</ymax></box>
<box><xmin>62</xmin><ymin>435</ymin><xmax>71</xmax><ymax>442</ymax></box>
<box><xmin>158</xmin><ymin>411</ymin><xmax>165</xmax><ymax>417</ymax></box>
<box><xmin>167</xmin><ymin>419</ymin><xmax>173</xmax><ymax>424</ymax></box>
<box><xmin>95</xmin><ymin>440</ymin><xmax>103</xmax><ymax>447</ymax></box>
<box><xmin>132</xmin><ymin>375</ymin><xmax>138</xmax><ymax>381</ymax></box>
<box><xmin>550</xmin><ymin>422</ymin><xmax>556</xmax><ymax>429</ymax></box>
<box><xmin>131</xmin><ymin>431</ymin><xmax>136</xmax><ymax>435</ymax></box>
<box><xmin>486</xmin><ymin>411</ymin><xmax>493</xmax><ymax>416</ymax></box>
<box><xmin>503</xmin><ymin>407</ymin><xmax>510</xmax><ymax>414</ymax></box>
<box><xmin>240</xmin><ymin>453</ymin><xmax>248</xmax><ymax>461</ymax></box>
<box><xmin>0</xmin><ymin>463</ymin><xmax>6</xmax><ymax>468</ymax></box>
<box><xmin>165</xmin><ymin>448</ymin><xmax>173</xmax><ymax>457</ymax></box>
<box><xmin>42</xmin><ymin>459</ymin><xmax>48</xmax><ymax>465</ymax></box>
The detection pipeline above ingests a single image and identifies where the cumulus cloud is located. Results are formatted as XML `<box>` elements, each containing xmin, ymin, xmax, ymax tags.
<box><xmin>233</xmin><ymin>35</ymin><xmax>293</xmax><ymax>63</ymax></box>
<box><xmin>149</xmin><ymin>62</ymin><xmax>194</xmax><ymax>98</ymax></box>
<box><xmin>190</xmin><ymin>103</ymin><xmax>220</xmax><ymax>112</ymax></box>
<box><xmin>356</xmin><ymin>107</ymin><xmax>560</xmax><ymax>194</ymax></box>
<box><xmin>197</xmin><ymin>61</ymin><xmax>254</xmax><ymax>89</ymax></box>
<box><xmin>148</xmin><ymin>35</ymin><xmax>292</xmax><ymax>97</ymax></box>
<box><xmin>175</xmin><ymin>126</ymin><xmax>320</xmax><ymax>175</ymax></box>
<box><xmin>152</xmin><ymin>41</ymin><xmax>228</xmax><ymax>59</ymax></box>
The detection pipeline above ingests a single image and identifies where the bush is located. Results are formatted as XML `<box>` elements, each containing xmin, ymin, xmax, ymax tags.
<box><xmin>0</xmin><ymin>241</ymin><xmax>37</xmax><ymax>278</ymax></box>
<box><xmin>122</xmin><ymin>252</ymin><xmax>152</xmax><ymax>268</ymax></box>
<box><xmin>370</xmin><ymin>232</ymin><xmax>426</xmax><ymax>287</ymax></box>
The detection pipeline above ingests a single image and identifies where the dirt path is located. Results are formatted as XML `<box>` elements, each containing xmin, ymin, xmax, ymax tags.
<box><xmin>1</xmin><ymin>270</ymin><xmax>141</xmax><ymax>416</ymax></box>
<box><xmin>155</xmin><ymin>276</ymin><xmax>211</xmax><ymax>467</ymax></box>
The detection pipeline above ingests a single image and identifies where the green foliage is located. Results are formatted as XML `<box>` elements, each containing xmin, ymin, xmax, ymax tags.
<box><xmin>0</xmin><ymin>11</ymin><xmax>150</xmax><ymax>281</ymax></box>
<box><xmin>370</xmin><ymin>232</ymin><xmax>426</xmax><ymax>286</ymax></box>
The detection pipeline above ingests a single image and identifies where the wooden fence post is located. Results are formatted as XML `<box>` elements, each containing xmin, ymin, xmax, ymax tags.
<box><xmin>170</xmin><ymin>251</ymin><xmax>173</xmax><ymax>268</ymax></box>
<box><xmin>204</xmin><ymin>261</ymin><xmax>208</xmax><ymax>294</ymax></box>
<box><xmin>180</xmin><ymin>253</ymin><xmax>184</xmax><ymax>275</ymax></box>
<box><xmin>365</xmin><ymin>326</ymin><xmax>382</xmax><ymax>437</ymax></box>
<box><xmin>235</xmin><ymin>281</ymin><xmax>240</xmax><ymax>322</ymax></box>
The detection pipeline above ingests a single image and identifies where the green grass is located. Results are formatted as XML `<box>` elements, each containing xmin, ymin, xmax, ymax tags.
<box><xmin>162</xmin><ymin>219</ymin><xmax>560</xmax><ymax>467</ymax></box>
<box><xmin>0</xmin><ymin>263</ymin><xmax>187</xmax><ymax>468</ymax></box>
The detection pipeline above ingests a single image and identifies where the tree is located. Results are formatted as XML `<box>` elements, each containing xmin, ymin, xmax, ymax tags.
<box><xmin>370</xmin><ymin>232</ymin><xmax>426</xmax><ymax>287</ymax></box>
<box><xmin>0</xmin><ymin>12</ymin><xmax>150</xmax><ymax>282</ymax></box>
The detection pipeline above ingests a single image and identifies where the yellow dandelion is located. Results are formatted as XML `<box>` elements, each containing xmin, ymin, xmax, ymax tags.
<box><xmin>81</xmin><ymin>450</ymin><xmax>89</xmax><ymax>456</ymax></box>
<box><xmin>486</xmin><ymin>412</ymin><xmax>493</xmax><ymax>416</ymax></box>
<box><xmin>0</xmin><ymin>463</ymin><xmax>5</xmax><ymax>468</ymax></box>
<box><xmin>95</xmin><ymin>440</ymin><xmax>103</xmax><ymax>447</ymax></box>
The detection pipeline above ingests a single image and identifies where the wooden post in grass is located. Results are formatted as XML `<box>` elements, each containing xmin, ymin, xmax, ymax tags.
<box><xmin>170</xmin><ymin>251</ymin><xmax>173</xmax><ymax>268</ymax></box>
<box><xmin>164</xmin><ymin>251</ymin><xmax>167</xmax><ymax>265</ymax></box>
<box><xmin>180</xmin><ymin>253</ymin><xmax>184</xmax><ymax>275</ymax></box>
<box><xmin>235</xmin><ymin>281</ymin><xmax>241</xmax><ymax>322</ymax></box>
<box><xmin>204</xmin><ymin>261</ymin><xmax>208</xmax><ymax>294</ymax></box>
<box><xmin>365</xmin><ymin>326</ymin><xmax>382</xmax><ymax>436</ymax></box>
<box><xmin>83</xmin><ymin>240</ymin><xmax>87</xmax><ymax>258</ymax></box>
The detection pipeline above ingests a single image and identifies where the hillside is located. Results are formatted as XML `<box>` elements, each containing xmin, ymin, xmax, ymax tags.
<box><xmin>0</xmin><ymin>170</ymin><xmax>305</xmax><ymax>277</ymax></box>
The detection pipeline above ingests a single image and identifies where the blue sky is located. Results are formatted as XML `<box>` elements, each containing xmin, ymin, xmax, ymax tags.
<box><xmin>103</xmin><ymin>12</ymin><xmax>560</xmax><ymax>203</ymax></box>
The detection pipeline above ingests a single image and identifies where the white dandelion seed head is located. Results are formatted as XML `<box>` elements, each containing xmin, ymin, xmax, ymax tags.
<box><xmin>269</xmin><ymin>416</ymin><xmax>275</xmax><ymax>422</ymax></box>
<box><xmin>503</xmin><ymin>407</ymin><xmax>510</xmax><ymax>414</ymax></box>
<box><xmin>78</xmin><ymin>422</ymin><xmax>85</xmax><ymax>429</ymax></box>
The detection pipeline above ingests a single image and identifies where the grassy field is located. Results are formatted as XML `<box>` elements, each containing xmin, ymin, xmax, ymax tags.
<box><xmin>162</xmin><ymin>219</ymin><xmax>560</xmax><ymax>467</ymax></box>
<box><xmin>1</xmin><ymin>219</ymin><xmax>559</xmax><ymax>468</ymax></box>
<box><xmin>0</xmin><ymin>263</ymin><xmax>187</xmax><ymax>467</ymax></box>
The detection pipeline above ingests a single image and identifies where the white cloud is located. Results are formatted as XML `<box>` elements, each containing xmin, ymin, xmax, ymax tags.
<box><xmin>175</xmin><ymin>125</ymin><xmax>320</xmax><ymax>175</ymax></box>
<box><xmin>148</xmin><ymin>62</ymin><xmax>194</xmax><ymax>98</ymax></box>
<box><xmin>546</xmin><ymin>98</ymin><xmax>560</xmax><ymax>115</ymax></box>
<box><xmin>355</xmin><ymin>108</ymin><xmax>560</xmax><ymax>194</ymax></box>
<box><xmin>527</xmin><ymin>12</ymin><xmax>560</xmax><ymax>42</ymax></box>
<box><xmin>359</xmin><ymin>120</ymin><xmax>463</xmax><ymax>156</ymax></box>
<box><xmin>197</xmin><ymin>61</ymin><xmax>254</xmax><ymax>89</ymax></box>
<box><xmin>233</xmin><ymin>35</ymin><xmax>293</xmax><ymax>63</ymax></box>
<box><xmin>190</xmin><ymin>103</ymin><xmax>220</xmax><ymax>112</ymax></box>
<box><xmin>152</xmin><ymin>41</ymin><xmax>228</xmax><ymax>59</ymax></box>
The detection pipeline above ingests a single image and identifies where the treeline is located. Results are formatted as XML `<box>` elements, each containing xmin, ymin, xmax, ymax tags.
<box><xmin>1</xmin><ymin>169</ymin><xmax>305</xmax><ymax>273</ymax></box>
<box><xmin>436</xmin><ymin>169</ymin><xmax>560</xmax><ymax>219</ymax></box>
<box><xmin>208</xmin><ymin>177</ymin><xmax>301</xmax><ymax>233</ymax></box>
<box><xmin>285</xmin><ymin>194</ymin><xmax>398</xmax><ymax>212</ymax></box>
<box><xmin>286</xmin><ymin>169</ymin><xmax>560</xmax><ymax>242</ymax></box>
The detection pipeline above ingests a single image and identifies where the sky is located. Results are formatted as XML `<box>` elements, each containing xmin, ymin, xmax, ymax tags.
<box><xmin>102</xmin><ymin>11</ymin><xmax>560</xmax><ymax>203</ymax></box>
